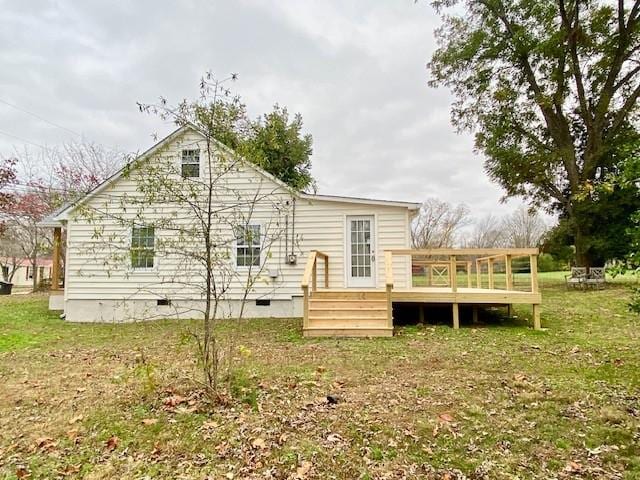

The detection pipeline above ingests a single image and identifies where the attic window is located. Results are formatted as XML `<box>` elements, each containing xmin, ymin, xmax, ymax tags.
<box><xmin>181</xmin><ymin>149</ymin><xmax>200</xmax><ymax>178</ymax></box>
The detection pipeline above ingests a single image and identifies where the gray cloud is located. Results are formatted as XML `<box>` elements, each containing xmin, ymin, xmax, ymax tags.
<box><xmin>0</xmin><ymin>0</ymin><xmax>526</xmax><ymax>220</ymax></box>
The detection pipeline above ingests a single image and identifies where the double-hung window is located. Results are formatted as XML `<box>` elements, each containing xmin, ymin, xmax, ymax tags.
<box><xmin>181</xmin><ymin>149</ymin><xmax>200</xmax><ymax>178</ymax></box>
<box><xmin>131</xmin><ymin>226</ymin><xmax>155</xmax><ymax>269</ymax></box>
<box><xmin>235</xmin><ymin>225</ymin><xmax>261</xmax><ymax>267</ymax></box>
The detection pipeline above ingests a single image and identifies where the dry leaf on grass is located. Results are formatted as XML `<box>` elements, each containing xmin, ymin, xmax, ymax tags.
<box><xmin>105</xmin><ymin>436</ymin><xmax>119</xmax><ymax>451</ymax></box>
<box><xmin>15</xmin><ymin>466</ymin><xmax>30</xmax><ymax>479</ymax></box>
<box><xmin>251</xmin><ymin>437</ymin><xmax>267</xmax><ymax>449</ymax></box>
<box><xmin>438</xmin><ymin>413</ymin><xmax>455</xmax><ymax>423</ymax></box>
<box><xmin>142</xmin><ymin>418</ymin><xmax>158</xmax><ymax>426</ymax></box>
<box><xmin>295</xmin><ymin>460</ymin><xmax>313</xmax><ymax>478</ymax></box>
<box><xmin>35</xmin><ymin>437</ymin><xmax>57</xmax><ymax>452</ymax></box>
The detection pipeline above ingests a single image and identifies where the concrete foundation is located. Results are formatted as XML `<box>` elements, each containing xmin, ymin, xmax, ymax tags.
<box><xmin>48</xmin><ymin>292</ymin><xmax>65</xmax><ymax>311</ymax></box>
<box><xmin>62</xmin><ymin>296</ymin><xmax>303</xmax><ymax>323</ymax></box>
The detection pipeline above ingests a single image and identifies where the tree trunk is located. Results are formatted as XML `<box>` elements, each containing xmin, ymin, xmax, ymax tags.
<box><xmin>31</xmin><ymin>228</ymin><xmax>38</xmax><ymax>291</ymax></box>
<box><xmin>574</xmin><ymin>224</ymin><xmax>591</xmax><ymax>268</ymax></box>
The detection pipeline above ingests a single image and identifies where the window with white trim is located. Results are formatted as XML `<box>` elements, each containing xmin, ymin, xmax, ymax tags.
<box><xmin>235</xmin><ymin>225</ymin><xmax>261</xmax><ymax>267</ymax></box>
<box><xmin>181</xmin><ymin>149</ymin><xmax>200</xmax><ymax>178</ymax></box>
<box><xmin>131</xmin><ymin>226</ymin><xmax>155</xmax><ymax>269</ymax></box>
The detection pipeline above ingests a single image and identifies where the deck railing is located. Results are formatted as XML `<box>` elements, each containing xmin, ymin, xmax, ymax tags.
<box><xmin>301</xmin><ymin>250</ymin><xmax>329</xmax><ymax>330</ymax></box>
<box><xmin>385</xmin><ymin>248</ymin><xmax>539</xmax><ymax>293</ymax></box>
<box><xmin>384</xmin><ymin>248</ymin><xmax>541</xmax><ymax>329</ymax></box>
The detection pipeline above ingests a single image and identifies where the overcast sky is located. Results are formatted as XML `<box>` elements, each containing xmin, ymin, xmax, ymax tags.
<box><xmin>0</xmin><ymin>0</ymin><xmax>525</xmax><ymax>220</ymax></box>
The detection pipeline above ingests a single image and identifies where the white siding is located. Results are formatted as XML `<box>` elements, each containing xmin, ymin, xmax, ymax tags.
<box><xmin>63</xmin><ymin>128</ymin><xmax>412</xmax><ymax>313</ymax></box>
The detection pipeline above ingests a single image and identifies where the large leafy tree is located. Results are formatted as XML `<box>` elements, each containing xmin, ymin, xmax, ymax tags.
<box><xmin>429</xmin><ymin>0</ymin><xmax>640</xmax><ymax>265</ymax></box>
<box><xmin>244</xmin><ymin>105</ymin><xmax>315</xmax><ymax>192</ymax></box>
<box><xmin>170</xmin><ymin>92</ymin><xmax>315</xmax><ymax>192</ymax></box>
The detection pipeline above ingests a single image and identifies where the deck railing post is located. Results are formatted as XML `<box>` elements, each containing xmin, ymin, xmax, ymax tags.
<box><xmin>324</xmin><ymin>255</ymin><xmax>329</xmax><ymax>289</ymax></box>
<box><xmin>450</xmin><ymin>255</ymin><xmax>457</xmax><ymax>293</ymax></box>
<box><xmin>505</xmin><ymin>254</ymin><xmax>513</xmax><ymax>290</ymax></box>
<box><xmin>384</xmin><ymin>251</ymin><xmax>394</xmax><ymax>330</ymax></box>
<box><xmin>466</xmin><ymin>261</ymin><xmax>472</xmax><ymax>288</ymax></box>
<box><xmin>530</xmin><ymin>254</ymin><xmax>538</xmax><ymax>293</ymax></box>
<box><xmin>312</xmin><ymin>261</ymin><xmax>317</xmax><ymax>293</ymax></box>
<box><xmin>475</xmin><ymin>259</ymin><xmax>481</xmax><ymax>288</ymax></box>
<box><xmin>488</xmin><ymin>258</ymin><xmax>494</xmax><ymax>289</ymax></box>
<box><xmin>302</xmin><ymin>285</ymin><xmax>309</xmax><ymax>331</ymax></box>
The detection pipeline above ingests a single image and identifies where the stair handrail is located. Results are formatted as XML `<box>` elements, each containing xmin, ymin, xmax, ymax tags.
<box><xmin>301</xmin><ymin>250</ymin><xmax>329</xmax><ymax>331</ymax></box>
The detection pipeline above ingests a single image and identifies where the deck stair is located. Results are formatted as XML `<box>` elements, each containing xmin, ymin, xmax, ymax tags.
<box><xmin>305</xmin><ymin>290</ymin><xmax>393</xmax><ymax>337</ymax></box>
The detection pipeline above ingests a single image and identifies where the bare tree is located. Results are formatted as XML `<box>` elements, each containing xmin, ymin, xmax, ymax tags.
<box><xmin>0</xmin><ymin>224</ymin><xmax>23</xmax><ymax>282</ymax></box>
<box><xmin>503</xmin><ymin>206</ymin><xmax>548</xmax><ymax>248</ymax></box>
<box><xmin>2</xmin><ymin>141</ymin><xmax>123</xmax><ymax>290</ymax></box>
<box><xmin>412</xmin><ymin>198</ymin><xmax>470</xmax><ymax>248</ymax></box>
<box><xmin>466</xmin><ymin>214</ymin><xmax>505</xmax><ymax>248</ymax></box>
<box><xmin>76</xmin><ymin>74</ymin><xmax>291</xmax><ymax>400</ymax></box>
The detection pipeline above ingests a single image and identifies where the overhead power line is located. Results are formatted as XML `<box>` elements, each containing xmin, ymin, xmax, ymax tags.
<box><xmin>0</xmin><ymin>98</ymin><xmax>82</xmax><ymax>137</ymax></box>
<box><xmin>0</xmin><ymin>129</ymin><xmax>59</xmax><ymax>154</ymax></box>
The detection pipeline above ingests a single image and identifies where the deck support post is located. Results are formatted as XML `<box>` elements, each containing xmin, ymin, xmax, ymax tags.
<box><xmin>384</xmin><ymin>251</ymin><xmax>394</xmax><ymax>331</ymax></box>
<box><xmin>51</xmin><ymin>226</ymin><xmax>62</xmax><ymax>291</ymax></box>
<box><xmin>472</xmin><ymin>306</ymin><xmax>478</xmax><ymax>324</ymax></box>
<box><xmin>507</xmin><ymin>304</ymin><xmax>512</xmax><ymax>317</ymax></box>
<box><xmin>386</xmin><ymin>284</ymin><xmax>393</xmax><ymax>329</ymax></box>
<box><xmin>452</xmin><ymin>303</ymin><xmax>459</xmax><ymax>329</ymax></box>
<box><xmin>532</xmin><ymin>304</ymin><xmax>541</xmax><ymax>330</ymax></box>
<box><xmin>418</xmin><ymin>305</ymin><xmax>424</xmax><ymax>324</ymax></box>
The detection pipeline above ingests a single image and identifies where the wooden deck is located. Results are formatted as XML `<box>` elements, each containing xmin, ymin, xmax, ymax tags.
<box><xmin>301</xmin><ymin>248</ymin><xmax>542</xmax><ymax>337</ymax></box>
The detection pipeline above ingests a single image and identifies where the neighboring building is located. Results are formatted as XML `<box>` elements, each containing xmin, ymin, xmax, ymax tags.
<box><xmin>1</xmin><ymin>257</ymin><xmax>53</xmax><ymax>288</ymax></box>
<box><xmin>41</xmin><ymin>125</ymin><xmax>420</xmax><ymax>326</ymax></box>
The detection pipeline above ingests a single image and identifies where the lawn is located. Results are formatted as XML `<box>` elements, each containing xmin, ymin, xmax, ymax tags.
<box><xmin>0</xmin><ymin>273</ymin><xmax>639</xmax><ymax>479</ymax></box>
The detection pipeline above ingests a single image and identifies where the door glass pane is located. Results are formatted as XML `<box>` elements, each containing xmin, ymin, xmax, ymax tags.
<box><xmin>350</xmin><ymin>218</ymin><xmax>373</xmax><ymax>278</ymax></box>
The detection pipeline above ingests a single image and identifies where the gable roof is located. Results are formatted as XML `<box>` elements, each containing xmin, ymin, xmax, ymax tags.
<box><xmin>41</xmin><ymin>124</ymin><xmax>419</xmax><ymax>226</ymax></box>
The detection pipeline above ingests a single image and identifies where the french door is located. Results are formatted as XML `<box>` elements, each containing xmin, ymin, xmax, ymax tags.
<box><xmin>346</xmin><ymin>215</ymin><xmax>376</xmax><ymax>287</ymax></box>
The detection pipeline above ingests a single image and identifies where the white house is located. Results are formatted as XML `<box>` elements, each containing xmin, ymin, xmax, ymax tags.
<box><xmin>42</xmin><ymin>125</ymin><xmax>420</xmax><ymax>331</ymax></box>
<box><xmin>1</xmin><ymin>257</ymin><xmax>53</xmax><ymax>288</ymax></box>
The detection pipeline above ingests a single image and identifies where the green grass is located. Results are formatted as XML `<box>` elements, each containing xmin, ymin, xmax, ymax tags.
<box><xmin>1</xmin><ymin>273</ymin><xmax>639</xmax><ymax>479</ymax></box>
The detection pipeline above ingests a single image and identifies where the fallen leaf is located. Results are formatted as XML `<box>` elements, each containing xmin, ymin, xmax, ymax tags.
<box><xmin>163</xmin><ymin>395</ymin><xmax>187</xmax><ymax>407</ymax></box>
<box><xmin>142</xmin><ymin>418</ymin><xmax>159</xmax><ymax>426</ymax></box>
<box><xmin>35</xmin><ymin>437</ymin><xmax>57</xmax><ymax>452</ymax></box>
<box><xmin>105</xmin><ymin>436</ymin><xmax>119</xmax><ymax>451</ymax></box>
<box><xmin>564</xmin><ymin>461</ymin><xmax>582</xmax><ymax>473</ymax></box>
<box><xmin>438</xmin><ymin>413</ymin><xmax>454</xmax><ymax>423</ymax></box>
<box><xmin>251</xmin><ymin>437</ymin><xmax>267</xmax><ymax>449</ymax></box>
<box><xmin>15</xmin><ymin>466</ymin><xmax>29</xmax><ymax>479</ymax></box>
<box><xmin>296</xmin><ymin>460</ymin><xmax>313</xmax><ymax>478</ymax></box>
<box><xmin>59</xmin><ymin>464</ymin><xmax>81</xmax><ymax>476</ymax></box>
